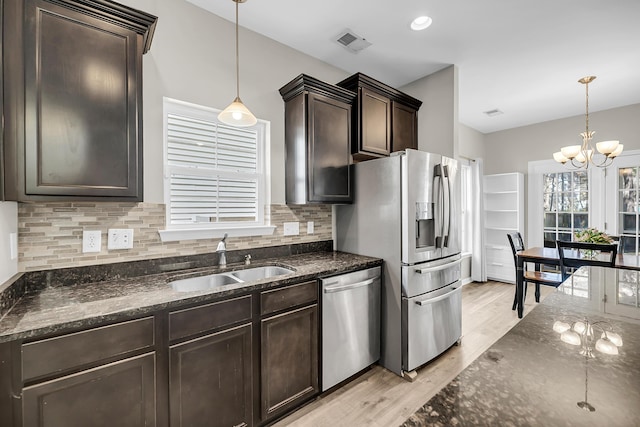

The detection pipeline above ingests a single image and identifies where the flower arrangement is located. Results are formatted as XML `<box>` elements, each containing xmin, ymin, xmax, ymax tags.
<box><xmin>574</xmin><ymin>228</ymin><xmax>614</xmax><ymax>244</ymax></box>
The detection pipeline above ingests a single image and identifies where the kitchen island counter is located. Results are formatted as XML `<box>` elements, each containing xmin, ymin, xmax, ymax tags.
<box><xmin>0</xmin><ymin>250</ymin><xmax>381</xmax><ymax>343</ymax></box>
<box><xmin>403</xmin><ymin>266</ymin><xmax>640</xmax><ymax>426</ymax></box>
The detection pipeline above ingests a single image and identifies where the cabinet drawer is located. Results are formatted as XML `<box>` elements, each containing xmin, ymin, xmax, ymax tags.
<box><xmin>486</xmin><ymin>245</ymin><xmax>514</xmax><ymax>265</ymax></box>
<box><xmin>261</xmin><ymin>281</ymin><xmax>318</xmax><ymax>316</ymax></box>
<box><xmin>169</xmin><ymin>295</ymin><xmax>252</xmax><ymax>341</ymax></box>
<box><xmin>22</xmin><ymin>316</ymin><xmax>155</xmax><ymax>382</ymax></box>
<box><xmin>487</xmin><ymin>263</ymin><xmax>515</xmax><ymax>283</ymax></box>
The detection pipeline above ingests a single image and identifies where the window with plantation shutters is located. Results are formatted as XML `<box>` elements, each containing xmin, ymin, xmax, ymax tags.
<box><xmin>161</xmin><ymin>98</ymin><xmax>272</xmax><ymax>240</ymax></box>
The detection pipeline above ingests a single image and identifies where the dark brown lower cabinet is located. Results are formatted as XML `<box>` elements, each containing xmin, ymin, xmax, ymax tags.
<box><xmin>22</xmin><ymin>352</ymin><xmax>156</xmax><ymax>427</ymax></box>
<box><xmin>261</xmin><ymin>304</ymin><xmax>318</xmax><ymax>421</ymax></box>
<box><xmin>169</xmin><ymin>323</ymin><xmax>253</xmax><ymax>427</ymax></box>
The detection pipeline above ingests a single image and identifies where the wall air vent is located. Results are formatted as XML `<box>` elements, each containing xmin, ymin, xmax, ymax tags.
<box><xmin>335</xmin><ymin>29</ymin><xmax>372</xmax><ymax>53</ymax></box>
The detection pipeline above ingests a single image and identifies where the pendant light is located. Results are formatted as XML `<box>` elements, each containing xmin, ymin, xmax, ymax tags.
<box><xmin>218</xmin><ymin>0</ymin><xmax>257</xmax><ymax>127</ymax></box>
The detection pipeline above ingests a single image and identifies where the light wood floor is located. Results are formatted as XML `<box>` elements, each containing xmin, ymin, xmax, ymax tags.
<box><xmin>273</xmin><ymin>281</ymin><xmax>555</xmax><ymax>427</ymax></box>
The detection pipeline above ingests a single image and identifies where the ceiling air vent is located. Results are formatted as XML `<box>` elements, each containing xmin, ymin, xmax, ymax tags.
<box><xmin>483</xmin><ymin>109</ymin><xmax>504</xmax><ymax>117</ymax></box>
<box><xmin>335</xmin><ymin>29</ymin><xmax>372</xmax><ymax>53</ymax></box>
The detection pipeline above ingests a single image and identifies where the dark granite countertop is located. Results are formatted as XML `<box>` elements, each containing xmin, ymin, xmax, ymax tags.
<box><xmin>404</xmin><ymin>266</ymin><xmax>640</xmax><ymax>426</ymax></box>
<box><xmin>0</xmin><ymin>250</ymin><xmax>381</xmax><ymax>343</ymax></box>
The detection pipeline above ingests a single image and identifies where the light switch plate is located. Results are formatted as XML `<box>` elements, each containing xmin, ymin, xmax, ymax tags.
<box><xmin>307</xmin><ymin>221</ymin><xmax>314</xmax><ymax>234</ymax></box>
<box><xmin>283</xmin><ymin>222</ymin><xmax>300</xmax><ymax>236</ymax></box>
<box><xmin>82</xmin><ymin>230</ymin><xmax>102</xmax><ymax>253</ymax></box>
<box><xmin>108</xmin><ymin>228</ymin><xmax>134</xmax><ymax>250</ymax></box>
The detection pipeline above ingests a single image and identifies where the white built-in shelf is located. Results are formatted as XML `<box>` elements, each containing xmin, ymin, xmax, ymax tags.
<box><xmin>483</xmin><ymin>172</ymin><xmax>524</xmax><ymax>283</ymax></box>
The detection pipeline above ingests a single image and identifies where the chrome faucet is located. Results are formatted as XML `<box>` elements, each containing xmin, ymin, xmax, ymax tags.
<box><xmin>245</xmin><ymin>254</ymin><xmax>251</xmax><ymax>265</ymax></box>
<box><xmin>216</xmin><ymin>234</ymin><xmax>228</xmax><ymax>267</ymax></box>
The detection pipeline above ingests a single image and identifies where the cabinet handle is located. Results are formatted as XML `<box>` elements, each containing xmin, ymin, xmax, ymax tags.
<box><xmin>490</xmin><ymin>262</ymin><xmax>504</xmax><ymax>266</ymax></box>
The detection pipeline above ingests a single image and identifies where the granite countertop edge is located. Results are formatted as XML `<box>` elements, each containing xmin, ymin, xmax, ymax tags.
<box><xmin>0</xmin><ymin>251</ymin><xmax>382</xmax><ymax>343</ymax></box>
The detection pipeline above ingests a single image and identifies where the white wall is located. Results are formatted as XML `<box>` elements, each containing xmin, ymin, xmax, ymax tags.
<box><xmin>0</xmin><ymin>202</ymin><xmax>18</xmax><ymax>285</ymax></box>
<box><xmin>119</xmin><ymin>0</ymin><xmax>350</xmax><ymax>204</ymax></box>
<box><xmin>401</xmin><ymin>65</ymin><xmax>458</xmax><ymax>157</ymax></box>
<box><xmin>483</xmin><ymin>103</ymin><xmax>640</xmax><ymax>175</ymax></box>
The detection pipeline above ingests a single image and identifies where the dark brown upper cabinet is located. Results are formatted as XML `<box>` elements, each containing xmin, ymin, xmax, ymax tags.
<box><xmin>2</xmin><ymin>0</ymin><xmax>157</xmax><ymax>201</ymax></box>
<box><xmin>337</xmin><ymin>73</ymin><xmax>422</xmax><ymax>161</ymax></box>
<box><xmin>280</xmin><ymin>74</ymin><xmax>356</xmax><ymax>204</ymax></box>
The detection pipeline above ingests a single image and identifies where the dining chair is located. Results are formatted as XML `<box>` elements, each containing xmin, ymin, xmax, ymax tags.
<box><xmin>556</xmin><ymin>240</ymin><xmax>618</xmax><ymax>280</ymax></box>
<box><xmin>507</xmin><ymin>232</ymin><xmax>563</xmax><ymax>309</ymax></box>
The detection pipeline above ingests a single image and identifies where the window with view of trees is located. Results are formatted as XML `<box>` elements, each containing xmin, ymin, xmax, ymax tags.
<box><xmin>618</xmin><ymin>167</ymin><xmax>640</xmax><ymax>254</ymax></box>
<box><xmin>543</xmin><ymin>171</ymin><xmax>589</xmax><ymax>248</ymax></box>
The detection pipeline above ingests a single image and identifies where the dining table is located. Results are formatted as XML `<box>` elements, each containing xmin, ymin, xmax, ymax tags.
<box><xmin>514</xmin><ymin>246</ymin><xmax>640</xmax><ymax>318</ymax></box>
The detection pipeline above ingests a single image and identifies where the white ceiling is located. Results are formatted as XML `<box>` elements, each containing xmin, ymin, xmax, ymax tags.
<box><xmin>187</xmin><ymin>0</ymin><xmax>640</xmax><ymax>134</ymax></box>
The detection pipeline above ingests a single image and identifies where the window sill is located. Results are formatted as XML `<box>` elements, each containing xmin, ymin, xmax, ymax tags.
<box><xmin>158</xmin><ymin>225</ymin><xmax>276</xmax><ymax>242</ymax></box>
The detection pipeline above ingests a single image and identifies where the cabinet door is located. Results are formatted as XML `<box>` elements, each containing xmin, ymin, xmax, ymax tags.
<box><xmin>359</xmin><ymin>88</ymin><xmax>391</xmax><ymax>157</ymax></box>
<box><xmin>169</xmin><ymin>324</ymin><xmax>252</xmax><ymax>427</ymax></box>
<box><xmin>20</xmin><ymin>0</ymin><xmax>142</xmax><ymax>199</ymax></box>
<box><xmin>391</xmin><ymin>101</ymin><xmax>418</xmax><ymax>152</ymax></box>
<box><xmin>261</xmin><ymin>304</ymin><xmax>318</xmax><ymax>421</ymax></box>
<box><xmin>308</xmin><ymin>92</ymin><xmax>352</xmax><ymax>203</ymax></box>
<box><xmin>22</xmin><ymin>353</ymin><xmax>156</xmax><ymax>427</ymax></box>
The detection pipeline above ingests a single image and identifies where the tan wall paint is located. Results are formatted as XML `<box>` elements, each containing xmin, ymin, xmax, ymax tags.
<box><xmin>120</xmin><ymin>0</ymin><xmax>350</xmax><ymax>204</ymax></box>
<box><xmin>483</xmin><ymin>103</ymin><xmax>640</xmax><ymax>175</ymax></box>
<box><xmin>458</xmin><ymin>124</ymin><xmax>485</xmax><ymax>160</ymax></box>
<box><xmin>401</xmin><ymin>65</ymin><xmax>458</xmax><ymax>157</ymax></box>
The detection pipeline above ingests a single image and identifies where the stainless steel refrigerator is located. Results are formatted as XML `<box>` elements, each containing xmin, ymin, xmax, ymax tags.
<box><xmin>336</xmin><ymin>149</ymin><xmax>462</xmax><ymax>377</ymax></box>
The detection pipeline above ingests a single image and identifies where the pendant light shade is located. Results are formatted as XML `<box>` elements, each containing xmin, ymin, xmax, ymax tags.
<box><xmin>219</xmin><ymin>96</ymin><xmax>257</xmax><ymax>127</ymax></box>
<box><xmin>218</xmin><ymin>0</ymin><xmax>257</xmax><ymax>127</ymax></box>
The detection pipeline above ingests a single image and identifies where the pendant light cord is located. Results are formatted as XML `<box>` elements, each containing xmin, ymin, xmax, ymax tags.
<box><xmin>235</xmin><ymin>0</ymin><xmax>240</xmax><ymax>99</ymax></box>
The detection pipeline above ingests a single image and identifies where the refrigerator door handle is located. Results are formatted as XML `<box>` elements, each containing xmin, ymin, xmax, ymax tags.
<box><xmin>415</xmin><ymin>286</ymin><xmax>460</xmax><ymax>306</ymax></box>
<box><xmin>433</xmin><ymin>169</ymin><xmax>442</xmax><ymax>247</ymax></box>
<box><xmin>414</xmin><ymin>259</ymin><xmax>461</xmax><ymax>274</ymax></box>
<box><xmin>442</xmin><ymin>165</ymin><xmax>451</xmax><ymax>247</ymax></box>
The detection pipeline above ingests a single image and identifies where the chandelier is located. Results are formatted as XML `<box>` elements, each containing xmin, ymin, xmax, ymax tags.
<box><xmin>218</xmin><ymin>0</ymin><xmax>257</xmax><ymax>127</ymax></box>
<box><xmin>553</xmin><ymin>76</ymin><xmax>623</xmax><ymax>169</ymax></box>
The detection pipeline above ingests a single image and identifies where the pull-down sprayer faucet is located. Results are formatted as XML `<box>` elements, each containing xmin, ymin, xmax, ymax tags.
<box><xmin>216</xmin><ymin>233</ymin><xmax>228</xmax><ymax>267</ymax></box>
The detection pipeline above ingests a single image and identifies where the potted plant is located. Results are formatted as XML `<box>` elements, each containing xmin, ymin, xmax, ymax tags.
<box><xmin>574</xmin><ymin>228</ymin><xmax>615</xmax><ymax>257</ymax></box>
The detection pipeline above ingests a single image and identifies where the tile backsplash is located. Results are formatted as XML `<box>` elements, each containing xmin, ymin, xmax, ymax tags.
<box><xmin>18</xmin><ymin>203</ymin><xmax>332</xmax><ymax>272</ymax></box>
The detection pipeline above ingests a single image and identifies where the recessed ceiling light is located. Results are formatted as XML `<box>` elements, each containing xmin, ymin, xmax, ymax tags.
<box><xmin>411</xmin><ymin>16</ymin><xmax>432</xmax><ymax>31</ymax></box>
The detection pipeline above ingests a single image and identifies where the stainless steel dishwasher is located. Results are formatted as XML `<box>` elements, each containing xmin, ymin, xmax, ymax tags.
<box><xmin>321</xmin><ymin>266</ymin><xmax>381</xmax><ymax>391</ymax></box>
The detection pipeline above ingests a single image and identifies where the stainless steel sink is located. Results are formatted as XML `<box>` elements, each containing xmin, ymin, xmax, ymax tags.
<box><xmin>170</xmin><ymin>273</ymin><xmax>242</xmax><ymax>292</ymax></box>
<box><xmin>229</xmin><ymin>266</ymin><xmax>294</xmax><ymax>282</ymax></box>
<box><xmin>169</xmin><ymin>265</ymin><xmax>295</xmax><ymax>292</ymax></box>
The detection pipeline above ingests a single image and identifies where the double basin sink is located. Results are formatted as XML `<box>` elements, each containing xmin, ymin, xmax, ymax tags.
<box><xmin>170</xmin><ymin>265</ymin><xmax>295</xmax><ymax>292</ymax></box>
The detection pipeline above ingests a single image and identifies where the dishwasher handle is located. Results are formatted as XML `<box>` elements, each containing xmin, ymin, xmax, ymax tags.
<box><xmin>323</xmin><ymin>278</ymin><xmax>377</xmax><ymax>294</ymax></box>
<box><xmin>415</xmin><ymin>286</ymin><xmax>460</xmax><ymax>306</ymax></box>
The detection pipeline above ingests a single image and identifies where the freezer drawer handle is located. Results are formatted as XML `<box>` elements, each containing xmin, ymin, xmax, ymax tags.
<box><xmin>415</xmin><ymin>286</ymin><xmax>460</xmax><ymax>306</ymax></box>
<box><xmin>415</xmin><ymin>259</ymin><xmax>461</xmax><ymax>274</ymax></box>
<box><xmin>323</xmin><ymin>278</ymin><xmax>376</xmax><ymax>293</ymax></box>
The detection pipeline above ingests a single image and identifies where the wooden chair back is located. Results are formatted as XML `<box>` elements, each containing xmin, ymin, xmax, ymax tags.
<box><xmin>556</xmin><ymin>240</ymin><xmax>618</xmax><ymax>279</ymax></box>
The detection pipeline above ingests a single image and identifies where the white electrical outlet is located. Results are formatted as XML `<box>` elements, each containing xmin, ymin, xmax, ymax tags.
<box><xmin>283</xmin><ymin>222</ymin><xmax>300</xmax><ymax>236</ymax></box>
<box><xmin>108</xmin><ymin>228</ymin><xmax>134</xmax><ymax>250</ymax></box>
<box><xmin>307</xmin><ymin>221</ymin><xmax>314</xmax><ymax>234</ymax></box>
<box><xmin>82</xmin><ymin>230</ymin><xmax>102</xmax><ymax>253</ymax></box>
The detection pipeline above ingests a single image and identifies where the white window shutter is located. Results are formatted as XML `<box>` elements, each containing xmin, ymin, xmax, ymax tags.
<box><xmin>165</xmin><ymin>105</ymin><xmax>263</xmax><ymax>227</ymax></box>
